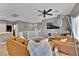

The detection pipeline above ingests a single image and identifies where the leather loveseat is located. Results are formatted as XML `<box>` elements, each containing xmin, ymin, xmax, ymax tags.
<box><xmin>7</xmin><ymin>36</ymin><xmax>30</xmax><ymax>56</ymax></box>
<box><xmin>52</xmin><ymin>35</ymin><xmax>79</xmax><ymax>56</ymax></box>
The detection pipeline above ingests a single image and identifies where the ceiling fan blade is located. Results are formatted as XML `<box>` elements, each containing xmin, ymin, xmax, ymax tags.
<box><xmin>38</xmin><ymin>10</ymin><xmax>43</xmax><ymax>13</ymax></box>
<box><xmin>44</xmin><ymin>14</ymin><xmax>46</xmax><ymax>18</ymax></box>
<box><xmin>46</xmin><ymin>9</ymin><xmax>52</xmax><ymax>13</ymax></box>
<box><xmin>43</xmin><ymin>10</ymin><xmax>46</xmax><ymax>14</ymax></box>
<box><xmin>37</xmin><ymin>14</ymin><xmax>43</xmax><ymax>16</ymax></box>
<box><xmin>47</xmin><ymin>13</ymin><xmax>53</xmax><ymax>15</ymax></box>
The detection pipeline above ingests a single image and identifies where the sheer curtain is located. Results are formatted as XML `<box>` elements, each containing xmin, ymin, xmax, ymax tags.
<box><xmin>71</xmin><ymin>16</ymin><xmax>79</xmax><ymax>41</ymax></box>
<box><xmin>71</xmin><ymin>16</ymin><xmax>79</xmax><ymax>56</ymax></box>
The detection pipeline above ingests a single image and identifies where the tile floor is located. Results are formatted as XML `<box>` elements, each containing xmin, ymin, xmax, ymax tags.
<box><xmin>0</xmin><ymin>43</ymin><xmax>9</xmax><ymax>56</ymax></box>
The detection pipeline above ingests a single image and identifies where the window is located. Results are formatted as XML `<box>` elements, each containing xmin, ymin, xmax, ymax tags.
<box><xmin>71</xmin><ymin>15</ymin><xmax>79</xmax><ymax>41</ymax></box>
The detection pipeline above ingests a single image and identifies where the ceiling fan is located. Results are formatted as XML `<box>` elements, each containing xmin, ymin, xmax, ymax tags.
<box><xmin>37</xmin><ymin>9</ymin><xmax>53</xmax><ymax>18</ymax></box>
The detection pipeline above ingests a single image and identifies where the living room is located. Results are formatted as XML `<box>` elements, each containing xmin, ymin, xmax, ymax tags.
<box><xmin>0</xmin><ymin>3</ymin><xmax>79</xmax><ymax>56</ymax></box>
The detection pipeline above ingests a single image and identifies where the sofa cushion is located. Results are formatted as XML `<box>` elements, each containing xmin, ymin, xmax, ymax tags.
<box><xmin>60</xmin><ymin>38</ymin><xmax>67</xmax><ymax>42</ymax></box>
<box><xmin>55</xmin><ymin>35</ymin><xmax>74</xmax><ymax>42</ymax></box>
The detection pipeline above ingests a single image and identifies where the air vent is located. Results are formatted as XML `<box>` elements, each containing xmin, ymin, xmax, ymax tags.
<box><xmin>11</xmin><ymin>13</ymin><xmax>19</xmax><ymax>17</ymax></box>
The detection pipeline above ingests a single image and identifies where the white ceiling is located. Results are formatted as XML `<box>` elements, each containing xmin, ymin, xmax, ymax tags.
<box><xmin>0</xmin><ymin>3</ymin><xmax>76</xmax><ymax>23</ymax></box>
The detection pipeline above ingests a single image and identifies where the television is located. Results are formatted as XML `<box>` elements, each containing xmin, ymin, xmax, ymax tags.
<box><xmin>47</xmin><ymin>22</ymin><xmax>60</xmax><ymax>29</ymax></box>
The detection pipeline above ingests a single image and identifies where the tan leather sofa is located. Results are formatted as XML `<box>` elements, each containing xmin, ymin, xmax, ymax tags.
<box><xmin>52</xmin><ymin>35</ymin><xmax>79</xmax><ymax>56</ymax></box>
<box><xmin>7</xmin><ymin>36</ymin><xmax>30</xmax><ymax>56</ymax></box>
